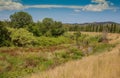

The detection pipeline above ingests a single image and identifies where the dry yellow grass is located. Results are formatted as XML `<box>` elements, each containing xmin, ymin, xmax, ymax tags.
<box><xmin>82</xmin><ymin>32</ymin><xmax>120</xmax><ymax>44</ymax></box>
<box><xmin>25</xmin><ymin>33</ymin><xmax>120</xmax><ymax>78</ymax></box>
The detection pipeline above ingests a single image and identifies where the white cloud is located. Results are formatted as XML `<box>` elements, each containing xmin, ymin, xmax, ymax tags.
<box><xmin>92</xmin><ymin>0</ymin><xmax>106</xmax><ymax>3</ymax></box>
<box><xmin>75</xmin><ymin>0</ymin><xmax>117</xmax><ymax>12</ymax></box>
<box><xmin>74</xmin><ymin>9</ymin><xmax>81</xmax><ymax>12</ymax></box>
<box><xmin>24</xmin><ymin>5</ymin><xmax>83</xmax><ymax>9</ymax></box>
<box><xmin>24</xmin><ymin>0</ymin><xmax>117</xmax><ymax>12</ymax></box>
<box><xmin>0</xmin><ymin>0</ymin><xmax>118</xmax><ymax>12</ymax></box>
<box><xmin>83</xmin><ymin>1</ymin><xmax>110</xmax><ymax>11</ymax></box>
<box><xmin>0</xmin><ymin>0</ymin><xmax>24</xmax><ymax>11</ymax></box>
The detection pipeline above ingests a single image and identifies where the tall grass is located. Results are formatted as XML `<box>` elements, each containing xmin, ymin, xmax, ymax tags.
<box><xmin>0</xmin><ymin>32</ymin><xmax>119</xmax><ymax>78</ymax></box>
<box><xmin>28</xmin><ymin>45</ymin><xmax>120</xmax><ymax>78</ymax></box>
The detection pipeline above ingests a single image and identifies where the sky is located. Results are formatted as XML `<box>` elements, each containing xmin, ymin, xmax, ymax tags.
<box><xmin>0</xmin><ymin>0</ymin><xmax>120</xmax><ymax>23</ymax></box>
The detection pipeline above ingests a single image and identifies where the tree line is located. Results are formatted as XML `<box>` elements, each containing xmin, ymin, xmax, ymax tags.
<box><xmin>0</xmin><ymin>11</ymin><xmax>65</xmax><ymax>47</ymax></box>
<box><xmin>67</xmin><ymin>23</ymin><xmax>120</xmax><ymax>33</ymax></box>
<box><xmin>0</xmin><ymin>11</ymin><xmax>120</xmax><ymax>47</ymax></box>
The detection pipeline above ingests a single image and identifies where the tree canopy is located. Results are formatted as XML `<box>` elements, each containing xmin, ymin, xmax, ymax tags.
<box><xmin>10</xmin><ymin>11</ymin><xmax>33</xmax><ymax>28</ymax></box>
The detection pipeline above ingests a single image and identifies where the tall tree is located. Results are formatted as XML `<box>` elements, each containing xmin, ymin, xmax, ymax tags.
<box><xmin>42</xmin><ymin>18</ymin><xmax>54</xmax><ymax>29</ymax></box>
<box><xmin>51</xmin><ymin>21</ymin><xmax>65</xmax><ymax>36</ymax></box>
<box><xmin>10</xmin><ymin>11</ymin><xmax>33</xmax><ymax>28</ymax></box>
<box><xmin>42</xmin><ymin>18</ymin><xmax>65</xmax><ymax>36</ymax></box>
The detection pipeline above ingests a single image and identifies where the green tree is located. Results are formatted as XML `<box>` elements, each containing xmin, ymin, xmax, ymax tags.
<box><xmin>42</xmin><ymin>18</ymin><xmax>65</xmax><ymax>37</ymax></box>
<box><xmin>42</xmin><ymin>18</ymin><xmax>54</xmax><ymax>29</ymax></box>
<box><xmin>10</xmin><ymin>11</ymin><xmax>33</xmax><ymax>28</ymax></box>
<box><xmin>51</xmin><ymin>21</ymin><xmax>65</xmax><ymax>36</ymax></box>
<box><xmin>42</xmin><ymin>18</ymin><xmax>54</xmax><ymax>36</ymax></box>
<box><xmin>0</xmin><ymin>21</ymin><xmax>12</xmax><ymax>46</ymax></box>
<box><xmin>26</xmin><ymin>22</ymin><xmax>43</xmax><ymax>36</ymax></box>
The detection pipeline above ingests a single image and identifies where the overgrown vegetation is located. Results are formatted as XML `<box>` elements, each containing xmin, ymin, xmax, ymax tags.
<box><xmin>0</xmin><ymin>11</ymin><xmax>118</xmax><ymax>78</ymax></box>
<box><xmin>32</xmin><ymin>45</ymin><xmax>120</xmax><ymax>78</ymax></box>
<box><xmin>0</xmin><ymin>32</ymin><xmax>115</xmax><ymax>78</ymax></box>
<box><xmin>0</xmin><ymin>12</ymin><xmax>65</xmax><ymax>47</ymax></box>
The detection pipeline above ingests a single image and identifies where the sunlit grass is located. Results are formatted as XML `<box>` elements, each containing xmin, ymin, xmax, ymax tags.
<box><xmin>28</xmin><ymin>44</ymin><xmax>120</xmax><ymax>78</ymax></box>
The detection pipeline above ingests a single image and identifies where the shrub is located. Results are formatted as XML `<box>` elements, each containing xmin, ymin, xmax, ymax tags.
<box><xmin>93</xmin><ymin>43</ymin><xmax>114</xmax><ymax>53</ymax></box>
<box><xmin>8</xmin><ymin>28</ymin><xmax>37</xmax><ymax>47</ymax></box>
<box><xmin>86</xmin><ymin>35</ymin><xmax>102</xmax><ymax>45</ymax></box>
<box><xmin>0</xmin><ymin>22</ymin><xmax>12</xmax><ymax>47</ymax></box>
<box><xmin>36</xmin><ymin>36</ymin><xmax>70</xmax><ymax>46</ymax></box>
<box><xmin>68</xmin><ymin>47</ymin><xmax>84</xmax><ymax>59</ymax></box>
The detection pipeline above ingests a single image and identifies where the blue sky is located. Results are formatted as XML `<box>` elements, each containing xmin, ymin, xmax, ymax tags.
<box><xmin>0</xmin><ymin>0</ymin><xmax>120</xmax><ymax>23</ymax></box>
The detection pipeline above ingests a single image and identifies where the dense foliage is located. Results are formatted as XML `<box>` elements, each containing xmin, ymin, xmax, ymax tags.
<box><xmin>0</xmin><ymin>21</ymin><xmax>12</xmax><ymax>46</ymax></box>
<box><xmin>10</xmin><ymin>11</ymin><xmax>33</xmax><ymax>28</ymax></box>
<box><xmin>0</xmin><ymin>11</ymin><xmax>65</xmax><ymax>47</ymax></box>
<box><xmin>8</xmin><ymin>28</ymin><xmax>36</xmax><ymax>47</ymax></box>
<box><xmin>0</xmin><ymin>11</ymin><xmax>120</xmax><ymax>48</ymax></box>
<box><xmin>27</xmin><ymin>18</ymin><xmax>65</xmax><ymax>37</ymax></box>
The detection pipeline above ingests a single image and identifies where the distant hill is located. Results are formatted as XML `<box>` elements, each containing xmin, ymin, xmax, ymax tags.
<box><xmin>91</xmin><ymin>21</ymin><xmax>118</xmax><ymax>24</ymax></box>
<box><xmin>82</xmin><ymin>21</ymin><xmax>119</xmax><ymax>25</ymax></box>
<box><xmin>64</xmin><ymin>22</ymin><xmax>120</xmax><ymax>26</ymax></box>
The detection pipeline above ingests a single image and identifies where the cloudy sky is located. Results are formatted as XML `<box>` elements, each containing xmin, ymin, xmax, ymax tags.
<box><xmin>0</xmin><ymin>0</ymin><xmax>120</xmax><ymax>23</ymax></box>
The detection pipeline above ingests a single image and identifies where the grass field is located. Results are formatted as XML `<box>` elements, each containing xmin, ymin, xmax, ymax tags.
<box><xmin>25</xmin><ymin>32</ymin><xmax>120</xmax><ymax>78</ymax></box>
<box><xmin>0</xmin><ymin>32</ymin><xmax>119</xmax><ymax>78</ymax></box>
<box><xmin>27</xmin><ymin>45</ymin><xmax>120</xmax><ymax>78</ymax></box>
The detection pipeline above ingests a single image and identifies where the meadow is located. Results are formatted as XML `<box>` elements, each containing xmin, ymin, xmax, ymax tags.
<box><xmin>25</xmin><ymin>32</ymin><xmax>120</xmax><ymax>78</ymax></box>
<box><xmin>0</xmin><ymin>11</ymin><xmax>120</xmax><ymax>78</ymax></box>
<box><xmin>0</xmin><ymin>32</ymin><xmax>118</xmax><ymax>78</ymax></box>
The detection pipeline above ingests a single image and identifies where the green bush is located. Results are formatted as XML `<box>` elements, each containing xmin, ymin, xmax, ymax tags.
<box><xmin>87</xmin><ymin>35</ymin><xmax>101</xmax><ymax>43</ymax></box>
<box><xmin>68</xmin><ymin>47</ymin><xmax>84</xmax><ymax>59</ymax></box>
<box><xmin>36</xmin><ymin>36</ymin><xmax>70</xmax><ymax>46</ymax></box>
<box><xmin>8</xmin><ymin>28</ymin><xmax>37</xmax><ymax>47</ymax></box>
<box><xmin>54</xmin><ymin>47</ymin><xmax>84</xmax><ymax>62</ymax></box>
<box><xmin>0</xmin><ymin>22</ymin><xmax>12</xmax><ymax>47</ymax></box>
<box><xmin>93</xmin><ymin>43</ymin><xmax>114</xmax><ymax>53</ymax></box>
